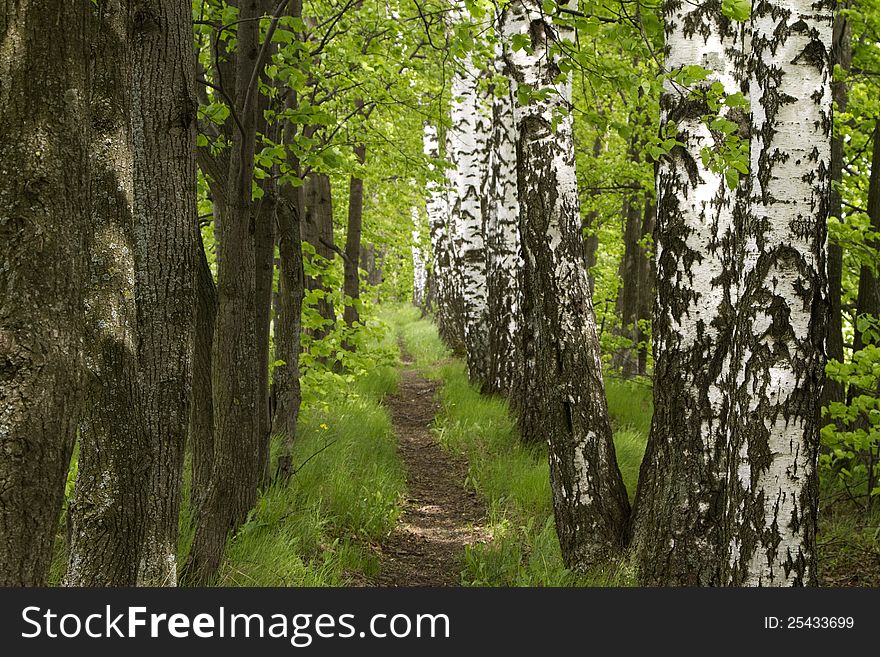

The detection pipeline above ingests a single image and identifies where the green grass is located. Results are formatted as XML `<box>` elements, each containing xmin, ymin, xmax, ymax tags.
<box><xmin>386</xmin><ymin>304</ymin><xmax>648</xmax><ymax>586</ymax></box>
<box><xmin>208</xmin><ymin>354</ymin><xmax>405</xmax><ymax>586</ymax></box>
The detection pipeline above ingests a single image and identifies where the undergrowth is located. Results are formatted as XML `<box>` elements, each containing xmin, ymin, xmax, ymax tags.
<box><xmin>202</xmin><ymin>333</ymin><xmax>404</xmax><ymax>586</ymax></box>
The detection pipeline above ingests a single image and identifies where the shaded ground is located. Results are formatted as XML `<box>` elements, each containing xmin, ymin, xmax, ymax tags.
<box><xmin>365</xmin><ymin>355</ymin><xmax>489</xmax><ymax>586</ymax></box>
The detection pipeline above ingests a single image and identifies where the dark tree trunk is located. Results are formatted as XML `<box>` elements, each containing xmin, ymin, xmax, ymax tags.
<box><xmin>302</xmin><ymin>173</ymin><xmax>336</xmax><ymax>342</ymax></box>
<box><xmin>612</xmin><ymin>192</ymin><xmax>645</xmax><ymax>377</ymax></box>
<box><xmin>65</xmin><ymin>0</ymin><xmax>148</xmax><ymax>586</ymax></box>
<box><xmin>254</xmin><ymin>188</ymin><xmax>277</xmax><ymax>486</ymax></box>
<box><xmin>130</xmin><ymin>0</ymin><xmax>198</xmax><ymax>586</ymax></box>
<box><xmin>0</xmin><ymin>0</ymin><xmax>89</xmax><ymax>586</ymax></box>
<box><xmin>273</xmin><ymin>82</ymin><xmax>305</xmax><ymax>479</ymax></box>
<box><xmin>186</xmin><ymin>0</ymin><xmax>262</xmax><ymax>585</ymax></box>
<box><xmin>361</xmin><ymin>243</ymin><xmax>384</xmax><ymax>287</ymax></box>
<box><xmin>823</xmin><ymin>11</ymin><xmax>850</xmax><ymax>407</ymax></box>
<box><xmin>852</xmin><ymin>119</ymin><xmax>880</xmax><ymax>354</ymax></box>
<box><xmin>189</xmin><ymin>238</ymin><xmax>217</xmax><ymax>515</ymax></box>
<box><xmin>273</xmin><ymin>176</ymin><xmax>305</xmax><ymax>478</ymax></box>
<box><xmin>343</xmin><ymin>140</ymin><xmax>367</xmax><ymax>344</ymax></box>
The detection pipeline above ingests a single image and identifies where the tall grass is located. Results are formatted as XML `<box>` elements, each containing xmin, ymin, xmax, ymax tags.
<box><xmin>385</xmin><ymin>305</ymin><xmax>647</xmax><ymax>586</ymax></box>
<box><xmin>206</xmin><ymin>357</ymin><xmax>404</xmax><ymax>586</ymax></box>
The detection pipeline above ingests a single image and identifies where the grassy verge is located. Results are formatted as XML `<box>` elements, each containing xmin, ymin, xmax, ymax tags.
<box><xmin>201</xmin><ymin>336</ymin><xmax>405</xmax><ymax>586</ymax></box>
<box><xmin>385</xmin><ymin>304</ymin><xmax>651</xmax><ymax>586</ymax></box>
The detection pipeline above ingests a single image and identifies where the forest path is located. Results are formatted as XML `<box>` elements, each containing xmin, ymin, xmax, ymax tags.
<box><xmin>368</xmin><ymin>351</ymin><xmax>489</xmax><ymax>586</ymax></box>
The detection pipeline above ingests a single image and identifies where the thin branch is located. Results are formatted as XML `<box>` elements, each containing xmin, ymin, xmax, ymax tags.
<box><xmin>240</xmin><ymin>0</ymin><xmax>292</xmax><ymax>129</ymax></box>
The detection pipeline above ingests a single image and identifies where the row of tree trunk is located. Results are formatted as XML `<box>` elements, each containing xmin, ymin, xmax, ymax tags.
<box><xmin>0</xmin><ymin>0</ymin><xmax>348</xmax><ymax>586</ymax></box>
<box><xmin>427</xmin><ymin>0</ymin><xmax>833</xmax><ymax>585</ymax></box>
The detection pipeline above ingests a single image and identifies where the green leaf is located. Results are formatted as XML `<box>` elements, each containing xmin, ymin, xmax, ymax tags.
<box><xmin>512</xmin><ymin>33</ymin><xmax>531</xmax><ymax>53</ymax></box>
<box><xmin>722</xmin><ymin>0</ymin><xmax>751</xmax><ymax>21</ymax></box>
<box><xmin>725</xmin><ymin>167</ymin><xmax>739</xmax><ymax>190</ymax></box>
<box><xmin>724</xmin><ymin>92</ymin><xmax>749</xmax><ymax>109</ymax></box>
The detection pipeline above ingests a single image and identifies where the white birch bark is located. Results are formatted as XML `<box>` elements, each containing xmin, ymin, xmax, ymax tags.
<box><xmin>630</xmin><ymin>4</ymin><xmax>746</xmax><ymax>585</ymax></box>
<box><xmin>411</xmin><ymin>205</ymin><xmax>427</xmax><ymax>307</ymax></box>
<box><xmin>725</xmin><ymin>0</ymin><xmax>832</xmax><ymax>586</ymax></box>
<box><xmin>424</xmin><ymin>123</ymin><xmax>460</xmax><ymax>345</ymax></box>
<box><xmin>484</xmin><ymin>34</ymin><xmax>523</xmax><ymax>396</ymax></box>
<box><xmin>502</xmin><ymin>0</ymin><xmax>630</xmax><ymax>567</ymax></box>
<box><xmin>446</xmin><ymin>11</ymin><xmax>492</xmax><ymax>380</ymax></box>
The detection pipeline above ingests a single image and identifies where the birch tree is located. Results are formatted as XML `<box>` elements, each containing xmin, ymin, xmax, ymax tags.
<box><xmin>484</xmin><ymin>36</ymin><xmax>522</xmax><ymax>397</ymax></box>
<box><xmin>411</xmin><ymin>206</ymin><xmax>428</xmax><ymax>308</ymax></box>
<box><xmin>447</xmin><ymin>18</ymin><xmax>492</xmax><ymax>381</ymax></box>
<box><xmin>502</xmin><ymin>0</ymin><xmax>630</xmax><ymax>567</ymax></box>
<box><xmin>725</xmin><ymin>0</ymin><xmax>832</xmax><ymax>586</ymax></box>
<box><xmin>630</xmin><ymin>3</ymin><xmax>746</xmax><ymax>585</ymax></box>
<box><xmin>425</xmin><ymin>123</ymin><xmax>461</xmax><ymax>347</ymax></box>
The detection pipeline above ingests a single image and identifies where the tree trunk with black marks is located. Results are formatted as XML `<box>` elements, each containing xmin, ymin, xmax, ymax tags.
<box><xmin>447</xmin><ymin>27</ymin><xmax>491</xmax><ymax>385</ymax></box>
<box><xmin>724</xmin><ymin>0</ymin><xmax>831</xmax><ymax>586</ymax></box>
<box><xmin>424</xmin><ymin>123</ymin><xmax>458</xmax><ymax>347</ymax></box>
<box><xmin>65</xmin><ymin>0</ymin><xmax>148</xmax><ymax>586</ymax></box>
<box><xmin>503</xmin><ymin>0</ymin><xmax>630</xmax><ymax>569</ymax></box>
<box><xmin>130</xmin><ymin>0</ymin><xmax>198</xmax><ymax>586</ymax></box>
<box><xmin>485</xmin><ymin>37</ymin><xmax>522</xmax><ymax>397</ymax></box>
<box><xmin>630</xmin><ymin>1</ymin><xmax>744</xmax><ymax>586</ymax></box>
<box><xmin>0</xmin><ymin>0</ymin><xmax>89</xmax><ymax>586</ymax></box>
<box><xmin>411</xmin><ymin>206</ymin><xmax>428</xmax><ymax>309</ymax></box>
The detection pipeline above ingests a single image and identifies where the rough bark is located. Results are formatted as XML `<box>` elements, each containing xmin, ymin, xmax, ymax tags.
<box><xmin>630</xmin><ymin>1</ymin><xmax>744</xmax><ymax>585</ymax></box>
<box><xmin>254</xmin><ymin>187</ymin><xmax>277</xmax><ymax>485</ymax></box>
<box><xmin>503</xmin><ymin>0</ymin><xmax>630</xmax><ymax>569</ymax></box>
<box><xmin>189</xmin><ymin>238</ymin><xmax>217</xmax><ymax>515</ymax></box>
<box><xmin>612</xmin><ymin>191</ymin><xmax>646</xmax><ymax>377</ymax></box>
<box><xmin>724</xmin><ymin>0</ymin><xmax>832</xmax><ymax>586</ymax></box>
<box><xmin>447</xmin><ymin>34</ymin><xmax>492</xmax><ymax>385</ymax></box>
<box><xmin>485</xmin><ymin>38</ymin><xmax>523</xmax><ymax>396</ymax></box>
<box><xmin>65</xmin><ymin>0</ymin><xmax>148</xmax><ymax>586</ymax></box>
<box><xmin>424</xmin><ymin>124</ymin><xmax>459</xmax><ymax>347</ymax></box>
<box><xmin>822</xmin><ymin>11</ymin><xmax>849</xmax><ymax>408</ymax></box>
<box><xmin>130</xmin><ymin>0</ymin><xmax>198</xmax><ymax>586</ymax></box>
<box><xmin>186</xmin><ymin>0</ymin><xmax>262</xmax><ymax>584</ymax></box>
<box><xmin>0</xmin><ymin>0</ymin><xmax>89</xmax><ymax>586</ymax></box>
<box><xmin>362</xmin><ymin>243</ymin><xmax>385</xmax><ymax>287</ymax></box>
<box><xmin>273</xmin><ymin>88</ymin><xmax>305</xmax><ymax>478</ymax></box>
<box><xmin>343</xmin><ymin>141</ymin><xmax>367</xmax><ymax>338</ymax></box>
